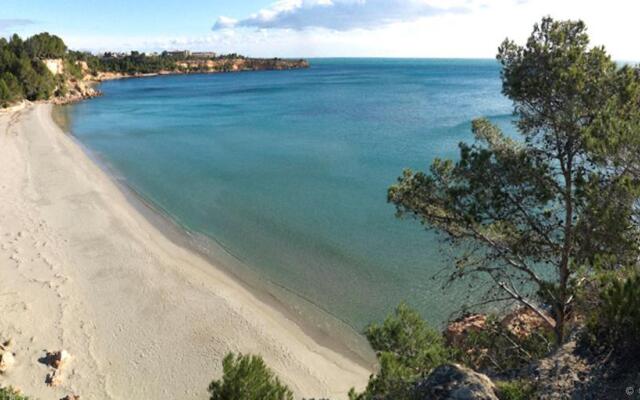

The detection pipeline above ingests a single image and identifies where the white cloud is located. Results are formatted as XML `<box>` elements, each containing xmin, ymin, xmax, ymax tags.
<box><xmin>64</xmin><ymin>0</ymin><xmax>640</xmax><ymax>61</ymax></box>
<box><xmin>213</xmin><ymin>0</ymin><xmax>468</xmax><ymax>31</ymax></box>
<box><xmin>214</xmin><ymin>16</ymin><xmax>239</xmax><ymax>30</ymax></box>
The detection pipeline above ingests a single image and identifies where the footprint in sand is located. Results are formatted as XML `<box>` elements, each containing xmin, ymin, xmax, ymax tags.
<box><xmin>9</xmin><ymin>253</ymin><xmax>22</xmax><ymax>264</ymax></box>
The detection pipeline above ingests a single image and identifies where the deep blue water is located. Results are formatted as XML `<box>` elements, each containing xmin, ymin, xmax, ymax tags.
<box><xmin>65</xmin><ymin>59</ymin><xmax>514</xmax><ymax>330</ymax></box>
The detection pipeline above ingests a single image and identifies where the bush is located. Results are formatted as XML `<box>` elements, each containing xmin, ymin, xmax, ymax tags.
<box><xmin>0</xmin><ymin>79</ymin><xmax>12</xmax><ymax>107</ymax></box>
<box><xmin>0</xmin><ymin>73</ymin><xmax>22</xmax><ymax>104</ymax></box>
<box><xmin>63</xmin><ymin>59</ymin><xmax>84</xmax><ymax>80</ymax></box>
<box><xmin>586</xmin><ymin>273</ymin><xmax>640</xmax><ymax>361</ymax></box>
<box><xmin>208</xmin><ymin>353</ymin><xmax>293</xmax><ymax>400</ymax></box>
<box><xmin>349</xmin><ymin>303</ymin><xmax>453</xmax><ymax>400</ymax></box>
<box><xmin>495</xmin><ymin>380</ymin><xmax>536</xmax><ymax>400</ymax></box>
<box><xmin>0</xmin><ymin>387</ymin><xmax>30</xmax><ymax>400</ymax></box>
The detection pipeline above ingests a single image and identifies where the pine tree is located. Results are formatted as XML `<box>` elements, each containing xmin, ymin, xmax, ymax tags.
<box><xmin>208</xmin><ymin>353</ymin><xmax>293</xmax><ymax>400</ymax></box>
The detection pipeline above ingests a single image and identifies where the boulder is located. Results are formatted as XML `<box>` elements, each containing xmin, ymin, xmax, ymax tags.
<box><xmin>46</xmin><ymin>370</ymin><xmax>63</xmax><ymax>387</ymax></box>
<box><xmin>0</xmin><ymin>351</ymin><xmax>15</xmax><ymax>373</ymax></box>
<box><xmin>45</xmin><ymin>349</ymin><xmax>71</xmax><ymax>369</ymax></box>
<box><xmin>1</xmin><ymin>338</ymin><xmax>13</xmax><ymax>350</ymax></box>
<box><xmin>414</xmin><ymin>363</ymin><xmax>499</xmax><ymax>400</ymax></box>
<box><xmin>61</xmin><ymin>395</ymin><xmax>80</xmax><ymax>400</ymax></box>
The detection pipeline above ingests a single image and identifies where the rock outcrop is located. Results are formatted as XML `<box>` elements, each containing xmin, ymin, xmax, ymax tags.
<box><xmin>0</xmin><ymin>339</ymin><xmax>16</xmax><ymax>373</ymax></box>
<box><xmin>49</xmin><ymin>57</ymin><xmax>308</xmax><ymax>105</ymax></box>
<box><xmin>414</xmin><ymin>363</ymin><xmax>499</xmax><ymax>400</ymax></box>
<box><xmin>44</xmin><ymin>59</ymin><xmax>64</xmax><ymax>75</ymax></box>
<box><xmin>446</xmin><ymin>308</ymin><xmax>554</xmax><ymax>346</ymax></box>
<box><xmin>54</xmin><ymin>79</ymin><xmax>100</xmax><ymax>104</ymax></box>
<box><xmin>175</xmin><ymin>57</ymin><xmax>309</xmax><ymax>73</ymax></box>
<box><xmin>445</xmin><ymin>314</ymin><xmax>487</xmax><ymax>347</ymax></box>
<box><xmin>531</xmin><ymin>340</ymin><xmax>591</xmax><ymax>399</ymax></box>
<box><xmin>89</xmin><ymin>58</ymin><xmax>309</xmax><ymax>83</ymax></box>
<box><xmin>501</xmin><ymin>307</ymin><xmax>554</xmax><ymax>339</ymax></box>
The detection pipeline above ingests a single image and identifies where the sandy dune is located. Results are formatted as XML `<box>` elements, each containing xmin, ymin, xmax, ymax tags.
<box><xmin>0</xmin><ymin>104</ymin><xmax>369</xmax><ymax>399</ymax></box>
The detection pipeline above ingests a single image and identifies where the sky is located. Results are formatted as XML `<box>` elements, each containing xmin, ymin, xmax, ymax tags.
<box><xmin>1</xmin><ymin>0</ymin><xmax>638</xmax><ymax>60</ymax></box>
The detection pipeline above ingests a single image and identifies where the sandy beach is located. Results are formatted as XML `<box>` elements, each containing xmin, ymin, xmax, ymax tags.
<box><xmin>0</xmin><ymin>104</ymin><xmax>370</xmax><ymax>399</ymax></box>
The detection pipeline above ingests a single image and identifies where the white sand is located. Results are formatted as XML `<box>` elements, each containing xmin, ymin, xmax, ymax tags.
<box><xmin>0</xmin><ymin>104</ymin><xmax>370</xmax><ymax>399</ymax></box>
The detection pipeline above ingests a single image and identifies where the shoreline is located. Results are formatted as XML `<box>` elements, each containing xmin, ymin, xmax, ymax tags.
<box><xmin>87</xmin><ymin>63</ymin><xmax>310</xmax><ymax>83</ymax></box>
<box><xmin>51</xmin><ymin>65</ymin><xmax>311</xmax><ymax>106</ymax></box>
<box><xmin>0</xmin><ymin>104</ymin><xmax>371</xmax><ymax>399</ymax></box>
<box><xmin>52</xmin><ymin>103</ymin><xmax>376</xmax><ymax>368</ymax></box>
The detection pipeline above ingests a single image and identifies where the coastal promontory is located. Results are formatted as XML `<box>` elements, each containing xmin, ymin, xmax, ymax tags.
<box><xmin>0</xmin><ymin>32</ymin><xmax>309</xmax><ymax>106</ymax></box>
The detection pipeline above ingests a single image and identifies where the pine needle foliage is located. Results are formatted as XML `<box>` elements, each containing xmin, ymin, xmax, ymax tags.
<box><xmin>208</xmin><ymin>353</ymin><xmax>293</xmax><ymax>400</ymax></box>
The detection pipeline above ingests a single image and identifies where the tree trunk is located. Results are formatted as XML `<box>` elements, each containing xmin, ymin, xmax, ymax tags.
<box><xmin>556</xmin><ymin>145</ymin><xmax>574</xmax><ymax>347</ymax></box>
<box><xmin>554</xmin><ymin>307</ymin><xmax>565</xmax><ymax>347</ymax></box>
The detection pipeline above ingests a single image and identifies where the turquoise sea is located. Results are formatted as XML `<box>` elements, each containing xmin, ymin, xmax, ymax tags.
<box><xmin>63</xmin><ymin>59</ymin><xmax>513</xmax><ymax>334</ymax></box>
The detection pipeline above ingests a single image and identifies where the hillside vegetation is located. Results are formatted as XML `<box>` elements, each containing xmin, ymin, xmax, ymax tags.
<box><xmin>0</xmin><ymin>32</ymin><xmax>308</xmax><ymax>107</ymax></box>
<box><xmin>0</xmin><ymin>33</ymin><xmax>66</xmax><ymax>105</ymax></box>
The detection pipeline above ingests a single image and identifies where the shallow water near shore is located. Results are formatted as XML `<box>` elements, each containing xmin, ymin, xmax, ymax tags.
<box><xmin>58</xmin><ymin>59</ymin><xmax>514</xmax><ymax>337</ymax></box>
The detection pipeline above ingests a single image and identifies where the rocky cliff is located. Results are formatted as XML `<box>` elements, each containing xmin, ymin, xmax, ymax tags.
<box><xmin>53</xmin><ymin>57</ymin><xmax>309</xmax><ymax>104</ymax></box>
<box><xmin>90</xmin><ymin>58</ymin><xmax>309</xmax><ymax>82</ymax></box>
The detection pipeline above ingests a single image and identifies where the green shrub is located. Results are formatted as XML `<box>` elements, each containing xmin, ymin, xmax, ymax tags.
<box><xmin>0</xmin><ymin>79</ymin><xmax>12</xmax><ymax>107</ymax></box>
<box><xmin>0</xmin><ymin>387</ymin><xmax>30</xmax><ymax>400</ymax></box>
<box><xmin>586</xmin><ymin>273</ymin><xmax>640</xmax><ymax>360</ymax></box>
<box><xmin>63</xmin><ymin>59</ymin><xmax>84</xmax><ymax>80</ymax></box>
<box><xmin>349</xmin><ymin>303</ymin><xmax>453</xmax><ymax>400</ymax></box>
<box><xmin>0</xmin><ymin>73</ymin><xmax>22</xmax><ymax>104</ymax></box>
<box><xmin>495</xmin><ymin>380</ymin><xmax>536</xmax><ymax>400</ymax></box>
<box><xmin>208</xmin><ymin>353</ymin><xmax>293</xmax><ymax>400</ymax></box>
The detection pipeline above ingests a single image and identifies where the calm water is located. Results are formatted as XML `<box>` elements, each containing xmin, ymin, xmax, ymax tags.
<box><xmin>65</xmin><ymin>59</ymin><xmax>513</xmax><ymax>331</ymax></box>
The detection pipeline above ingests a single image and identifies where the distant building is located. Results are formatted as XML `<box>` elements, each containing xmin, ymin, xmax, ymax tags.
<box><xmin>167</xmin><ymin>50</ymin><xmax>191</xmax><ymax>58</ymax></box>
<box><xmin>191</xmin><ymin>51</ymin><xmax>217</xmax><ymax>59</ymax></box>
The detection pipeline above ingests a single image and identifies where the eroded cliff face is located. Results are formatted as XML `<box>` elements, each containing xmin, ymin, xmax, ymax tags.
<box><xmin>52</xmin><ymin>58</ymin><xmax>309</xmax><ymax>104</ymax></box>
<box><xmin>176</xmin><ymin>57</ymin><xmax>309</xmax><ymax>72</ymax></box>
<box><xmin>43</xmin><ymin>59</ymin><xmax>64</xmax><ymax>75</ymax></box>
<box><xmin>53</xmin><ymin>79</ymin><xmax>100</xmax><ymax>105</ymax></box>
<box><xmin>90</xmin><ymin>58</ymin><xmax>309</xmax><ymax>81</ymax></box>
